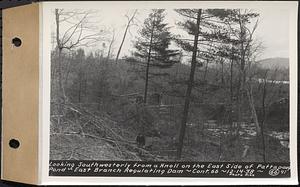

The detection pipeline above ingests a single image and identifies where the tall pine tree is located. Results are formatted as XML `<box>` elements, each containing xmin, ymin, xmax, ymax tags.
<box><xmin>134</xmin><ymin>9</ymin><xmax>179</xmax><ymax>104</ymax></box>
<box><xmin>175</xmin><ymin>9</ymin><xmax>234</xmax><ymax>159</ymax></box>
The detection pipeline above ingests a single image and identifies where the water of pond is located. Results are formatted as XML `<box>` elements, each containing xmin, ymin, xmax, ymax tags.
<box><xmin>198</xmin><ymin>122</ymin><xmax>289</xmax><ymax>148</ymax></box>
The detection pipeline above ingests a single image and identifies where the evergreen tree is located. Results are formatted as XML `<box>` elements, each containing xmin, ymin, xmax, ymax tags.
<box><xmin>134</xmin><ymin>9</ymin><xmax>179</xmax><ymax>103</ymax></box>
<box><xmin>175</xmin><ymin>9</ymin><xmax>234</xmax><ymax>159</ymax></box>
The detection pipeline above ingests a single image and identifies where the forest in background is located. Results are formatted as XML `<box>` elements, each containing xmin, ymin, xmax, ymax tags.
<box><xmin>50</xmin><ymin>9</ymin><xmax>289</xmax><ymax>162</ymax></box>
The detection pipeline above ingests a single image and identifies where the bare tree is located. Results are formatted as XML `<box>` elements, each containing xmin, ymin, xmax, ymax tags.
<box><xmin>260</xmin><ymin>69</ymin><xmax>269</xmax><ymax>162</ymax></box>
<box><xmin>106</xmin><ymin>27</ymin><xmax>116</xmax><ymax>61</ymax></box>
<box><xmin>223</xmin><ymin>10</ymin><xmax>260</xmax><ymax>144</ymax></box>
<box><xmin>55</xmin><ymin>9</ymin><xmax>107</xmax><ymax>102</ymax></box>
<box><xmin>242</xmin><ymin>19</ymin><xmax>261</xmax><ymax>135</ymax></box>
<box><xmin>252</xmin><ymin>67</ymin><xmax>279</xmax><ymax>162</ymax></box>
<box><xmin>54</xmin><ymin>9</ymin><xmax>107</xmax><ymax>129</ymax></box>
<box><xmin>115</xmin><ymin>10</ymin><xmax>138</xmax><ymax>63</ymax></box>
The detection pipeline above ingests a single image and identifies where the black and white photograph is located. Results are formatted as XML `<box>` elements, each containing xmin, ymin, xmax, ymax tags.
<box><xmin>49</xmin><ymin>5</ymin><xmax>291</xmax><ymax>165</ymax></box>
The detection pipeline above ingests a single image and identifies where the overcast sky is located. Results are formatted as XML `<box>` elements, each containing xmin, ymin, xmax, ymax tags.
<box><xmin>51</xmin><ymin>7</ymin><xmax>290</xmax><ymax>60</ymax></box>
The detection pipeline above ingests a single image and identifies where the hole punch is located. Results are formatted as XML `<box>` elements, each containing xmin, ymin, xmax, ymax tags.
<box><xmin>12</xmin><ymin>37</ymin><xmax>22</xmax><ymax>47</ymax></box>
<box><xmin>9</xmin><ymin>139</ymin><xmax>20</xmax><ymax>149</ymax></box>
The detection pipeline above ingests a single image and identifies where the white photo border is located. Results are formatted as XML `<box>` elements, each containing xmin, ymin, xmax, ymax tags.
<box><xmin>40</xmin><ymin>1</ymin><xmax>298</xmax><ymax>185</ymax></box>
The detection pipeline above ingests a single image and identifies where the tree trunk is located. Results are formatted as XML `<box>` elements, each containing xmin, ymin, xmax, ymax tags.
<box><xmin>115</xmin><ymin>10</ymin><xmax>137</xmax><ymax>63</ymax></box>
<box><xmin>55</xmin><ymin>9</ymin><xmax>60</xmax><ymax>50</ymax></box>
<box><xmin>228</xmin><ymin>47</ymin><xmax>234</xmax><ymax>131</ymax></box>
<box><xmin>55</xmin><ymin>9</ymin><xmax>65</xmax><ymax>130</ymax></box>
<box><xmin>246</xmin><ymin>85</ymin><xmax>261</xmax><ymax>135</ymax></box>
<box><xmin>201</xmin><ymin>59</ymin><xmax>209</xmax><ymax>98</ymax></box>
<box><xmin>260</xmin><ymin>71</ymin><xmax>268</xmax><ymax>162</ymax></box>
<box><xmin>143</xmin><ymin>24</ymin><xmax>154</xmax><ymax>104</ymax></box>
<box><xmin>115</xmin><ymin>25</ymin><xmax>129</xmax><ymax>63</ymax></box>
<box><xmin>63</xmin><ymin>56</ymin><xmax>72</xmax><ymax>91</ymax></box>
<box><xmin>221</xmin><ymin>58</ymin><xmax>224</xmax><ymax>84</ymax></box>
<box><xmin>246</xmin><ymin>84</ymin><xmax>265</xmax><ymax>162</ymax></box>
<box><xmin>78</xmin><ymin>74</ymin><xmax>82</xmax><ymax>103</ymax></box>
<box><xmin>203</xmin><ymin>59</ymin><xmax>209</xmax><ymax>83</ymax></box>
<box><xmin>55</xmin><ymin>9</ymin><xmax>66</xmax><ymax>103</ymax></box>
<box><xmin>236</xmin><ymin>18</ymin><xmax>246</xmax><ymax>137</ymax></box>
<box><xmin>230</xmin><ymin>48</ymin><xmax>233</xmax><ymax>103</ymax></box>
<box><xmin>177</xmin><ymin>9</ymin><xmax>202</xmax><ymax>160</ymax></box>
<box><xmin>107</xmin><ymin>30</ymin><xmax>115</xmax><ymax>62</ymax></box>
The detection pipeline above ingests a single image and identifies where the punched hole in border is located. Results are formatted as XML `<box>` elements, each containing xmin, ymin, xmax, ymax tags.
<box><xmin>12</xmin><ymin>37</ymin><xmax>22</xmax><ymax>47</ymax></box>
<box><xmin>9</xmin><ymin>139</ymin><xmax>20</xmax><ymax>149</ymax></box>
